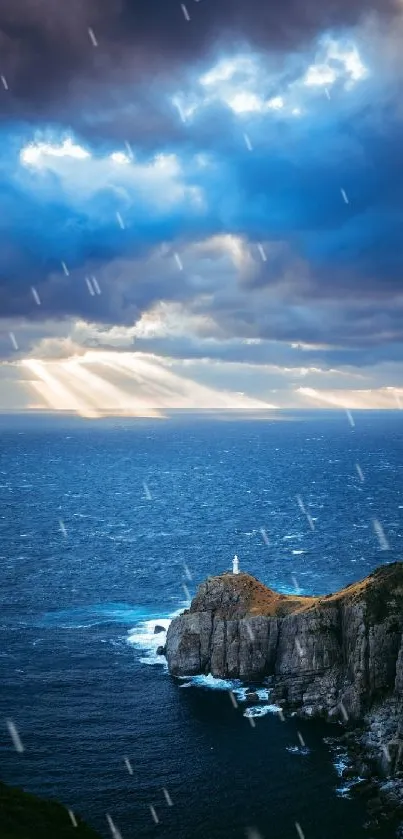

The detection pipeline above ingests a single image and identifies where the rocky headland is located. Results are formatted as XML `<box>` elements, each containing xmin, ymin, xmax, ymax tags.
<box><xmin>165</xmin><ymin>562</ymin><xmax>403</xmax><ymax>836</ymax></box>
<box><xmin>0</xmin><ymin>780</ymin><xmax>101</xmax><ymax>838</ymax></box>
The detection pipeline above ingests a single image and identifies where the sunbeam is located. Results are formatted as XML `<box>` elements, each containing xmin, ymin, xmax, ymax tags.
<box><xmin>20</xmin><ymin>352</ymin><xmax>275</xmax><ymax>417</ymax></box>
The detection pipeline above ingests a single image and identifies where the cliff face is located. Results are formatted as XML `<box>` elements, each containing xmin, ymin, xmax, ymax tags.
<box><xmin>165</xmin><ymin>563</ymin><xmax>403</xmax><ymax>725</ymax></box>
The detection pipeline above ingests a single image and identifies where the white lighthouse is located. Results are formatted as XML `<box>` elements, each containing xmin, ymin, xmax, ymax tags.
<box><xmin>232</xmin><ymin>554</ymin><xmax>240</xmax><ymax>575</ymax></box>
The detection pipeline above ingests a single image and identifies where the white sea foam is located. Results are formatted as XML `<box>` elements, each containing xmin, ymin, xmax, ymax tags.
<box><xmin>336</xmin><ymin>776</ymin><xmax>366</xmax><ymax>798</ymax></box>
<box><xmin>130</xmin><ymin>620</ymin><xmax>279</xmax><ymax>719</ymax></box>
<box><xmin>286</xmin><ymin>745</ymin><xmax>310</xmax><ymax>755</ymax></box>
<box><xmin>332</xmin><ymin>753</ymin><xmax>350</xmax><ymax>777</ymax></box>
<box><xmin>127</xmin><ymin>620</ymin><xmax>168</xmax><ymax>665</ymax></box>
<box><xmin>335</xmin><ymin>784</ymin><xmax>352</xmax><ymax>798</ymax></box>
<box><xmin>325</xmin><ymin>740</ymin><xmax>360</xmax><ymax>798</ymax></box>
<box><xmin>234</xmin><ymin>686</ymin><xmax>272</xmax><ymax>702</ymax></box>
<box><xmin>178</xmin><ymin>677</ymin><xmax>274</xmax><ymax>702</ymax></box>
<box><xmin>127</xmin><ymin>608</ymin><xmax>184</xmax><ymax>666</ymax></box>
<box><xmin>179</xmin><ymin>674</ymin><xmax>242</xmax><ymax>691</ymax></box>
<box><xmin>243</xmin><ymin>704</ymin><xmax>282</xmax><ymax>718</ymax></box>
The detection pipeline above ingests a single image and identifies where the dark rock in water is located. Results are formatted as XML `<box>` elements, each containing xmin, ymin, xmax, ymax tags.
<box><xmin>166</xmin><ymin>562</ymin><xmax>403</xmax><ymax>836</ymax></box>
<box><xmin>342</xmin><ymin>766</ymin><xmax>358</xmax><ymax>780</ymax></box>
<box><xmin>353</xmin><ymin>779</ymin><xmax>378</xmax><ymax>797</ymax></box>
<box><xmin>356</xmin><ymin>761</ymin><xmax>371</xmax><ymax>779</ymax></box>
<box><xmin>156</xmin><ymin>645</ymin><xmax>166</xmax><ymax>656</ymax></box>
<box><xmin>367</xmin><ymin>795</ymin><xmax>383</xmax><ymax>814</ymax></box>
<box><xmin>0</xmin><ymin>780</ymin><xmax>101</xmax><ymax>837</ymax></box>
<box><xmin>245</xmin><ymin>692</ymin><xmax>260</xmax><ymax>702</ymax></box>
<box><xmin>154</xmin><ymin>625</ymin><xmax>166</xmax><ymax>634</ymax></box>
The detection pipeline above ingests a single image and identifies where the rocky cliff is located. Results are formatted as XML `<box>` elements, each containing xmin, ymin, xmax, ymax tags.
<box><xmin>166</xmin><ymin>563</ymin><xmax>403</xmax><ymax>725</ymax></box>
<box><xmin>166</xmin><ymin>564</ymin><xmax>403</xmax><ymax>835</ymax></box>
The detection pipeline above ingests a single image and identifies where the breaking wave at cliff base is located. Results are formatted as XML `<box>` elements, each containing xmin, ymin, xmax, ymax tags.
<box><xmin>127</xmin><ymin>608</ymin><xmax>184</xmax><ymax>665</ymax></box>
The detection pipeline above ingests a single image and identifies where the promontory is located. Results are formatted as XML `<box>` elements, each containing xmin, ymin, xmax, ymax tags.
<box><xmin>164</xmin><ymin>563</ymin><xmax>403</xmax><ymax>833</ymax></box>
<box><xmin>166</xmin><ymin>563</ymin><xmax>401</xmax><ymax>716</ymax></box>
<box><xmin>165</xmin><ymin>562</ymin><xmax>403</xmax><ymax>773</ymax></box>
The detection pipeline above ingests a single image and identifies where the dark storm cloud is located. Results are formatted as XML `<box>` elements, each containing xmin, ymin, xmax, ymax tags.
<box><xmin>140</xmin><ymin>335</ymin><xmax>403</xmax><ymax>370</ymax></box>
<box><xmin>0</xmin><ymin>0</ymin><xmax>395</xmax><ymax>120</ymax></box>
<box><xmin>1</xmin><ymin>0</ymin><xmax>403</xmax><ymax>372</ymax></box>
<box><xmin>4</xmin><ymin>87</ymin><xmax>403</xmax><ymax>334</ymax></box>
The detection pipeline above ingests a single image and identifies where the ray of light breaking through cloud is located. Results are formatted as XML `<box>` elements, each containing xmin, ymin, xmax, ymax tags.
<box><xmin>0</xmin><ymin>0</ymin><xmax>402</xmax><ymax>411</ymax></box>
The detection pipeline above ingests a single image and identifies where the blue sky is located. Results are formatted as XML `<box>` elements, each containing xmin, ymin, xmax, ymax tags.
<box><xmin>0</xmin><ymin>0</ymin><xmax>402</xmax><ymax>414</ymax></box>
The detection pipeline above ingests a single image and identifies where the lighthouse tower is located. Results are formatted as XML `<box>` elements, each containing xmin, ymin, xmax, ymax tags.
<box><xmin>232</xmin><ymin>554</ymin><xmax>240</xmax><ymax>575</ymax></box>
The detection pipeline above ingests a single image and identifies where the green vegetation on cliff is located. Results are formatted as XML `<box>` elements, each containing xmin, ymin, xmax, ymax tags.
<box><xmin>0</xmin><ymin>782</ymin><xmax>101</xmax><ymax>839</ymax></box>
<box><xmin>187</xmin><ymin>564</ymin><xmax>403</xmax><ymax>620</ymax></box>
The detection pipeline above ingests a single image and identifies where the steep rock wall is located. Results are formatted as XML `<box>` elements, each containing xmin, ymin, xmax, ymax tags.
<box><xmin>165</xmin><ymin>564</ymin><xmax>403</xmax><ymax>722</ymax></box>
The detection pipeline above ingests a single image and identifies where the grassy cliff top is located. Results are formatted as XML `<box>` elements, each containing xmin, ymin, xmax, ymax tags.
<box><xmin>189</xmin><ymin>562</ymin><xmax>403</xmax><ymax>619</ymax></box>
<box><xmin>320</xmin><ymin>561</ymin><xmax>403</xmax><ymax>622</ymax></box>
<box><xmin>189</xmin><ymin>572</ymin><xmax>317</xmax><ymax>618</ymax></box>
<box><xmin>0</xmin><ymin>782</ymin><xmax>101</xmax><ymax>839</ymax></box>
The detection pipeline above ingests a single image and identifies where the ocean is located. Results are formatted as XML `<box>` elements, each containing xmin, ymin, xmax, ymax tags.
<box><xmin>1</xmin><ymin>410</ymin><xmax>402</xmax><ymax>839</ymax></box>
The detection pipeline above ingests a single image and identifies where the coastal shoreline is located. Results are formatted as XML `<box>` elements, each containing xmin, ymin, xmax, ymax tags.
<box><xmin>165</xmin><ymin>562</ymin><xmax>403</xmax><ymax>837</ymax></box>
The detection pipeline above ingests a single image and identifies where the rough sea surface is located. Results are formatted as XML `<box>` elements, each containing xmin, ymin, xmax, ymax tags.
<box><xmin>1</xmin><ymin>410</ymin><xmax>402</xmax><ymax>839</ymax></box>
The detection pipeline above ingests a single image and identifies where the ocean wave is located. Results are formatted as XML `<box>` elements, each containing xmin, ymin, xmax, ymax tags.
<box><xmin>243</xmin><ymin>704</ymin><xmax>282</xmax><ymax>718</ymax></box>
<box><xmin>178</xmin><ymin>677</ymin><xmax>280</xmax><ymax>722</ymax></box>
<box><xmin>129</xmin><ymin>628</ymin><xmax>281</xmax><ymax>720</ymax></box>
<box><xmin>335</xmin><ymin>777</ymin><xmax>365</xmax><ymax>799</ymax></box>
<box><xmin>286</xmin><ymin>745</ymin><xmax>311</xmax><ymax>756</ymax></box>
<box><xmin>234</xmin><ymin>687</ymin><xmax>272</xmax><ymax>702</ymax></box>
<box><xmin>127</xmin><ymin>608</ymin><xmax>184</xmax><ymax>666</ymax></box>
<box><xmin>324</xmin><ymin>738</ymin><xmax>363</xmax><ymax>798</ymax></box>
<box><xmin>38</xmin><ymin>603</ymin><xmax>163</xmax><ymax>629</ymax></box>
<box><xmin>329</xmin><ymin>747</ymin><xmax>351</xmax><ymax>779</ymax></box>
<box><xmin>179</xmin><ymin>674</ymin><xmax>242</xmax><ymax>691</ymax></box>
<box><xmin>127</xmin><ymin>618</ymin><xmax>169</xmax><ymax>667</ymax></box>
<box><xmin>335</xmin><ymin>783</ymin><xmax>353</xmax><ymax>799</ymax></box>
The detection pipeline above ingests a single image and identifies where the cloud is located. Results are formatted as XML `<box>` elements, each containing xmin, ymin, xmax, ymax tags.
<box><xmin>20</xmin><ymin>350</ymin><xmax>276</xmax><ymax>417</ymax></box>
<box><xmin>297</xmin><ymin>385</ymin><xmax>403</xmax><ymax>410</ymax></box>
<box><xmin>1</xmin><ymin>0</ymin><xmax>403</xmax><ymax>400</ymax></box>
<box><xmin>0</xmin><ymin>0</ymin><xmax>393</xmax><ymax>119</ymax></box>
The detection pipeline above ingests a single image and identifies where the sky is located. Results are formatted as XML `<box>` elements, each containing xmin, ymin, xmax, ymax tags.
<box><xmin>1</xmin><ymin>0</ymin><xmax>403</xmax><ymax>416</ymax></box>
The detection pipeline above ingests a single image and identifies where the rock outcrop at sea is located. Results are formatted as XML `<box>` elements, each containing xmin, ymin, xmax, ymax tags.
<box><xmin>166</xmin><ymin>563</ymin><xmax>403</xmax><ymax>724</ymax></box>
<box><xmin>166</xmin><ymin>564</ymin><xmax>403</xmax><ymax>802</ymax></box>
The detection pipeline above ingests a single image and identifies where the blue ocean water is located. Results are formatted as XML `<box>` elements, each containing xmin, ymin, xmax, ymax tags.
<box><xmin>1</xmin><ymin>410</ymin><xmax>402</xmax><ymax>839</ymax></box>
